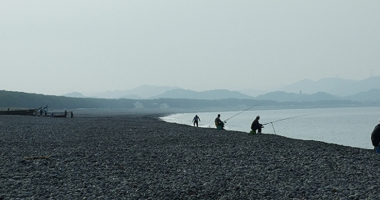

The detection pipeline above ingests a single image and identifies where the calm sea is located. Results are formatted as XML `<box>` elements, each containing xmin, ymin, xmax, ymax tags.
<box><xmin>160</xmin><ymin>107</ymin><xmax>380</xmax><ymax>149</ymax></box>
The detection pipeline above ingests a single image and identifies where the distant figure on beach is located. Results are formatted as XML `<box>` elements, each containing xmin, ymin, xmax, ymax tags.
<box><xmin>371</xmin><ymin>119</ymin><xmax>380</xmax><ymax>151</ymax></box>
<box><xmin>70</xmin><ymin>111</ymin><xmax>74</xmax><ymax>118</ymax></box>
<box><xmin>251</xmin><ymin>116</ymin><xmax>264</xmax><ymax>134</ymax></box>
<box><xmin>43</xmin><ymin>105</ymin><xmax>48</xmax><ymax>116</ymax></box>
<box><xmin>215</xmin><ymin>114</ymin><xmax>225</xmax><ymax>130</ymax></box>
<box><xmin>192</xmin><ymin>115</ymin><xmax>200</xmax><ymax>127</ymax></box>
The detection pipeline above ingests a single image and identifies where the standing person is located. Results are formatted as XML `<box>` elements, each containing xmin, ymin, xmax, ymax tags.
<box><xmin>251</xmin><ymin>116</ymin><xmax>264</xmax><ymax>134</ymax></box>
<box><xmin>43</xmin><ymin>105</ymin><xmax>48</xmax><ymax>116</ymax></box>
<box><xmin>215</xmin><ymin>114</ymin><xmax>225</xmax><ymax>130</ymax></box>
<box><xmin>192</xmin><ymin>115</ymin><xmax>201</xmax><ymax>127</ymax></box>
<box><xmin>70</xmin><ymin>111</ymin><xmax>74</xmax><ymax>118</ymax></box>
<box><xmin>371</xmin><ymin>119</ymin><xmax>380</xmax><ymax>151</ymax></box>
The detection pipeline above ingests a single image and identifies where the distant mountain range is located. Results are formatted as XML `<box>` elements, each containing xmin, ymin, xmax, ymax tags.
<box><xmin>65</xmin><ymin>88</ymin><xmax>254</xmax><ymax>100</ymax></box>
<box><xmin>255</xmin><ymin>89</ymin><xmax>380</xmax><ymax>103</ymax></box>
<box><xmin>63</xmin><ymin>88</ymin><xmax>380</xmax><ymax>103</ymax></box>
<box><xmin>62</xmin><ymin>76</ymin><xmax>380</xmax><ymax>103</ymax></box>
<box><xmin>83</xmin><ymin>85</ymin><xmax>178</xmax><ymax>99</ymax></box>
<box><xmin>254</xmin><ymin>91</ymin><xmax>340</xmax><ymax>102</ymax></box>
<box><xmin>279</xmin><ymin>75</ymin><xmax>380</xmax><ymax>97</ymax></box>
<box><xmin>151</xmin><ymin>89</ymin><xmax>253</xmax><ymax>100</ymax></box>
<box><xmin>63</xmin><ymin>92</ymin><xmax>85</xmax><ymax>98</ymax></box>
<box><xmin>344</xmin><ymin>89</ymin><xmax>380</xmax><ymax>103</ymax></box>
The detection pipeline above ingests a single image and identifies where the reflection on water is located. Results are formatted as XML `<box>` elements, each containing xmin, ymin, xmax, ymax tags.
<box><xmin>161</xmin><ymin>107</ymin><xmax>380</xmax><ymax>149</ymax></box>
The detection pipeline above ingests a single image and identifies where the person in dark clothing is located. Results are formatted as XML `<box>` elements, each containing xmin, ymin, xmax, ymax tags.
<box><xmin>215</xmin><ymin>114</ymin><xmax>224</xmax><ymax>129</ymax></box>
<box><xmin>192</xmin><ymin>115</ymin><xmax>200</xmax><ymax>127</ymax></box>
<box><xmin>251</xmin><ymin>116</ymin><xmax>264</xmax><ymax>134</ymax></box>
<box><xmin>371</xmin><ymin>119</ymin><xmax>380</xmax><ymax>150</ymax></box>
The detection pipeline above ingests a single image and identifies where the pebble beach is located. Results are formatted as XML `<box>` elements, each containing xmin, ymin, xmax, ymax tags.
<box><xmin>1</xmin><ymin>113</ymin><xmax>380</xmax><ymax>199</ymax></box>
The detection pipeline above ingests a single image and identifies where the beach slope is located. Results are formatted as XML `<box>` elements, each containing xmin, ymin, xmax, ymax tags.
<box><xmin>0</xmin><ymin>114</ymin><xmax>379</xmax><ymax>199</ymax></box>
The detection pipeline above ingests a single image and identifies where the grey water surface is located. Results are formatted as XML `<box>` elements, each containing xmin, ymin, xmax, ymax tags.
<box><xmin>161</xmin><ymin>107</ymin><xmax>380</xmax><ymax>149</ymax></box>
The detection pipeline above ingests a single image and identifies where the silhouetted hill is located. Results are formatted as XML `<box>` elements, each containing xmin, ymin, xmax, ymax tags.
<box><xmin>0</xmin><ymin>90</ymin><xmax>368</xmax><ymax>111</ymax></box>
<box><xmin>279</xmin><ymin>76</ymin><xmax>380</xmax><ymax>96</ymax></box>
<box><xmin>119</xmin><ymin>94</ymin><xmax>143</xmax><ymax>99</ymax></box>
<box><xmin>0</xmin><ymin>90</ymin><xmax>269</xmax><ymax>111</ymax></box>
<box><xmin>255</xmin><ymin>91</ymin><xmax>340</xmax><ymax>102</ymax></box>
<box><xmin>151</xmin><ymin>89</ymin><xmax>254</xmax><ymax>100</ymax></box>
<box><xmin>63</xmin><ymin>92</ymin><xmax>85</xmax><ymax>98</ymax></box>
<box><xmin>238</xmin><ymin>88</ymin><xmax>268</xmax><ymax>98</ymax></box>
<box><xmin>344</xmin><ymin>89</ymin><xmax>380</xmax><ymax>103</ymax></box>
<box><xmin>89</xmin><ymin>85</ymin><xmax>178</xmax><ymax>99</ymax></box>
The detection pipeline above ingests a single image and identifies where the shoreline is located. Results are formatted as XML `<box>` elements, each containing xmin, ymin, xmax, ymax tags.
<box><xmin>1</xmin><ymin>114</ymin><xmax>379</xmax><ymax>199</ymax></box>
<box><xmin>159</xmin><ymin>108</ymin><xmax>377</xmax><ymax>150</ymax></box>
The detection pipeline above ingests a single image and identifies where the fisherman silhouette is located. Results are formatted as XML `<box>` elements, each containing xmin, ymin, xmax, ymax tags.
<box><xmin>215</xmin><ymin>114</ymin><xmax>225</xmax><ymax>130</ymax></box>
<box><xmin>251</xmin><ymin>116</ymin><xmax>264</xmax><ymax>134</ymax></box>
<box><xmin>192</xmin><ymin>115</ymin><xmax>200</xmax><ymax>127</ymax></box>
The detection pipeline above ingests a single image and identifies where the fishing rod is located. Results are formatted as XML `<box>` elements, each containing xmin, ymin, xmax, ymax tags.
<box><xmin>207</xmin><ymin>104</ymin><xmax>260</xmax><ymax>128</ymax></box>
<box><xmin>224</xmin><ymin>104</ymin><xmax>261</xmax><ymax>123</ymax></box>
<box><xmin>262</xmin><ymin>114</ymin><xmax>308</xmax><ymax>126</ymax></box>
<box><xmin>262</xmin><ymin>114</ymin><xmax>309</xmax><ymax>134</ymax></box>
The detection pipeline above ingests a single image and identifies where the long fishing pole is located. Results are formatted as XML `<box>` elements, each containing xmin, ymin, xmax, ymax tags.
<box><xmin>262</xmin><ymin>114</ymin><xmax>308</xmax><ymax>126</ymax></box>
<box><xmin>262</xmin><ymin>114</ymin><xmax>309</xmax><ymax>134</ymax></box>
<box><xmin>224</xmin><ymin>104</ymin><xmax>261</xmax><ymax>123</ymax></box>
<box><xmin>207</xmin><ymin>104</ymin><xmax>260</xmax><ymax>128</ymax></box>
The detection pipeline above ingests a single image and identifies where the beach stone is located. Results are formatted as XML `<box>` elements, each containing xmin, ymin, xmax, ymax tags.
<box><xmin>1</xmin><ymin>114</ymin><xmax>380</xmax><ymax>199</ymax></box>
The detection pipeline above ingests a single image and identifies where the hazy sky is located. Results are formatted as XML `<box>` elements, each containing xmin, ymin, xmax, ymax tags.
<box><xmin>1</xmin><ymin>1</ymin><xmax>379</xmax><ymax>95</ymax></box>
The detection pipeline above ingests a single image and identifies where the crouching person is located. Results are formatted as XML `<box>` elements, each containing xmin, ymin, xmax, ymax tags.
<box><xmin>215</xmin><ymin>114</ymin><xmax>225</xmax><ymax>130</ymax></box>
<box><xmin>251</xmin><ymin>116</ymin><xmax>264</xmax><ymax>134</ymax></box>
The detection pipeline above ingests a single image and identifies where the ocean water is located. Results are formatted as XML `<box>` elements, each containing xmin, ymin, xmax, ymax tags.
<box><xmin>160</xmin><ymin>107</ymin><xmax>380</xmax><ymax>149</ymax></box>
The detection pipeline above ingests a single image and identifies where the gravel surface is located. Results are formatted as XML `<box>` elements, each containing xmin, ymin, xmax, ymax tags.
<box><xmin>1</xmin><ymin>114</ymin><xmax>380</xmax><ymax>199</ymax></box>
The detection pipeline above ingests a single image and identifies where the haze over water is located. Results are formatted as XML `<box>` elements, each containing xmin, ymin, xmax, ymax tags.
<box><xmin>161</xmin><ymin>107</ymin><xmax>380</xmax><ymax>149</ymax></box>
